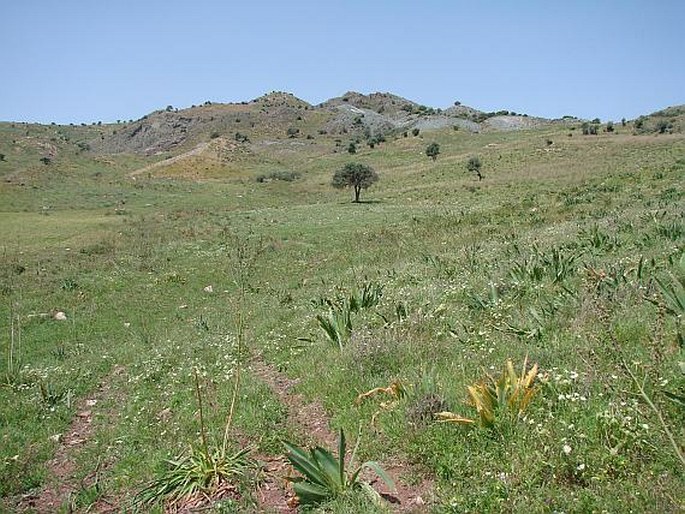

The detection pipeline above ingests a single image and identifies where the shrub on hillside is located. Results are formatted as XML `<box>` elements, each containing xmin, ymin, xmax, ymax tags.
<box><xmin>466</xmin><ymin>156</ymin><xmax>483</xmax><ymax>180</ymax></box>
<box><xmin>581</xmin><ymin>122</ymin><xmax>598</xmax><ymax>135</ymax></box>
<box><xmin>656</xmin><ymin>119</ymin><xmax>673</xmax><ymax>134</ymax></box>
<box><xmin>255</xmin><ymin>170</ymin><xmax>301</xmax><ymax>183</ymax></box>
<box><xmin>426</xmin><ymin>142</ymin><xmax>440</xmax><ymax>161</ymax></box>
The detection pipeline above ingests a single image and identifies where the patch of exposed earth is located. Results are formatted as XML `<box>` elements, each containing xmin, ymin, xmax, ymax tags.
<box><xmin>16</xmin><ymin>366</ymin><xmax>125</xmax><ymax>513</ymax></box>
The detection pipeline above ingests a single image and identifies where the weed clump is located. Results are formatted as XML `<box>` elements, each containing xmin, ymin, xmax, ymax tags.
<box><xmin>407</xmin><ymin>393</ymin><xmax>448</xmax><ymax>426</ymax></box>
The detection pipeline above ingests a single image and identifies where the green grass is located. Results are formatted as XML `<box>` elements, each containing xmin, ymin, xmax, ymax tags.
<box><xmin>1</xmin><ymin>121</ymin><xmax>684</xmax><ymax>512</ymax></box>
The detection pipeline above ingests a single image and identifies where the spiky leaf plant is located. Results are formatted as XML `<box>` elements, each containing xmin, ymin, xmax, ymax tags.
<box><xmin>316</xmin><ymin>307</ymin><xmax>352</xmax><ymax>350</ymax></box>
<box><xmin>436</xmin><ymin>358</ymin><xmax>539</xmax><ymax>428</ymax></box>
<box><xmin>648</xmin><ymin>253</ymin><xmax>685</xmax><ymax>346</ymax></box>
<box><xmin>284</xmin><ymin>428</ymin><xmax>395</xmax><ymax>507</ymax></box>
<box><xmin>136</xmin><ymin>445</ymin><xmax>254</xmax><ymax>508</ymax></box>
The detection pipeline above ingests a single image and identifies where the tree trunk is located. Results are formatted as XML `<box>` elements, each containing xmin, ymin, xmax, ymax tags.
<box><xmin>354</xmin><ymin>186</ymin><xmax>361</xmax><ymax>202</ymax></box>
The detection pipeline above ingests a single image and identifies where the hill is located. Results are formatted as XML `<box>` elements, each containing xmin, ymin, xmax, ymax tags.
<box><xmin>633</xmin><ymin>104</ymin><xmax>685</xmax><ymax>134</ymax></box>
<box><xmin>0</xmin><ymin>96</ymin><xmax>681</xmax><ymax>187</ymax></box>
<box><xmin>1</xmin><ymin>91</ymin><xmax>559</xmax><ymax>160</ymax></box>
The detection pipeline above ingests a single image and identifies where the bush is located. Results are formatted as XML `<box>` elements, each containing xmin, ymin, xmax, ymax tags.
<box><xmin>466</xmin><ymin>156</ymin><xmax>483</xmax><ymax>180</ymax></box>
<box><xmin>347</xmin><ymin>142</ymin><xmax>357</xmax><ymax>154</ymax></box>
<box><xmin>426</xmin><ymin>142</ymin><xmax>440</xmax><ymax>161</ymax></box>
<box><xmin>366</xmin><ymin>135</ymin><xmax>385</xmax><ymax>149</ymax></box>
<box><xmin>581</xmin><ymin>122</ymin><xmax>598</xmax><ymax>135</ymax></box>
<box><xmin>412</xmin><ymin>128</ymin><xmax>420</xmax><ymax>136</ymax></box>
<box><xmin>656</xmin><ymin>120</ymin><xmax>673</xmax><ymax>134</ymax></box>
<box><xmin>255</xmin><ymin>170</ymin><xmax>301</xmax><ymax>183</ymax></box>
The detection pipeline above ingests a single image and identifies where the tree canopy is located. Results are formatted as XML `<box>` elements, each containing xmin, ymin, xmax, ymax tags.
<box><xmin>331</xmin><ymin>162</ymin><xmax>379</xmax><ymax>202</ymax></box>
<box><xmin>426</xmin><ymin>142</ymin><xmax>440</xmax><ymax>161</ymax></box>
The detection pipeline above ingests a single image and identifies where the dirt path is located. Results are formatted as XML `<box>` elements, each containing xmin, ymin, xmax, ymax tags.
<box><xmin>18</xmin><ymin>366</ymin><xmax>124</xmax><ymax>513</ymax></box>
<box><xmin>250</xmin><ymin>358</ymin><xmax>432</xmax><ymax>513</ymax></box>
<box><xmin>128</xmin><ymin>142</ymin><xmax>209</xmax><ymax>178</ymax></box>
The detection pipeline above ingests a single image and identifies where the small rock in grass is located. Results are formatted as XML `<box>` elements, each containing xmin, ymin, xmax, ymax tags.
<box><xmin>53</xmin><ymin>311</ymin><xmax>67</xmax><ymax>321</ymax></box>
<box><xmin>203</xmin><ymin>285</ymin><xmax>214</xmax><ymax>293</ymax></box>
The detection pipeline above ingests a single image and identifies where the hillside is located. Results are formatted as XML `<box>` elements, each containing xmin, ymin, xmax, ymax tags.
<box><xmin>0</xmin><ymin>94</ymin><xmax>684</xmax><ymax>513</ymax></box>
<box><xmin>633</xmin><ymin>104</ymin><xmax>685</xmax><ymax>135</ymax></box>
<box><xmin>1</xmin><ymin>97</ymin><xmax>681</xmax><ymax>187</ymax></box>
<box><xmin>0</xmin><ymin>91</ymin><xmax>561</xmax><ymax>163</ymax></box>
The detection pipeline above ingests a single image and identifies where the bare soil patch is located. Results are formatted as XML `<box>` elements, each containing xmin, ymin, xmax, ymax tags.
<box><xmin>17</xmin><ymin>366</ymin><xmax>125</xmax><ymax>513</ymax></box>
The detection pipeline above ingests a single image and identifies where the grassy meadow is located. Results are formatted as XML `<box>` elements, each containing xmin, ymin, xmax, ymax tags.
<box><xmin>1</xmin><ymin>119</ymin><xmax>684</xmax><ymax>512</ymax></box>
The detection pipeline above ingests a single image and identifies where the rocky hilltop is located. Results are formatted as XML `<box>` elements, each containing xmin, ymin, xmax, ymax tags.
<box><xmin>86</xmin><ymin>91</ymin><xmax>551</xmax><ymax>156</ymax></box>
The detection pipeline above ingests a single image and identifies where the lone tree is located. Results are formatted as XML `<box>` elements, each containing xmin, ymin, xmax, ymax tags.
<box><xmin>466</xmin><ymin>156</ymin><xmax>483</xmax><ymax>181</ymax></box>
<box><xmin>426</xmin><ymin>142</ymin><xmax>440</xmax><ymax>161</ymax></box>
<box><xmin>332</xmin><ymin>162</ymin><xmax>379</xmax><ymax>203</ymax></box>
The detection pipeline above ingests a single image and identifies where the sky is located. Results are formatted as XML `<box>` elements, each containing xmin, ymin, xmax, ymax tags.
<box><xmin>1</xmin><ymin>0</ymin><xmax>683</xmax><ymax>124</ymax></box>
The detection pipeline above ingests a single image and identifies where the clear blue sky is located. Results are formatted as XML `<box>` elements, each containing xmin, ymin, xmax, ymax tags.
<box><xmin>1</xmin><ymin>0</ymin><xmax>683</xmax><ymax>124</ymax></box>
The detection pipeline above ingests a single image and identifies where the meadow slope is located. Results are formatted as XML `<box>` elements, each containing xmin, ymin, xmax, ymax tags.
<box><xmin>1</xmin><ymin>115</ymin><xmax>684</xmax><ymax>513</ymax></box>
